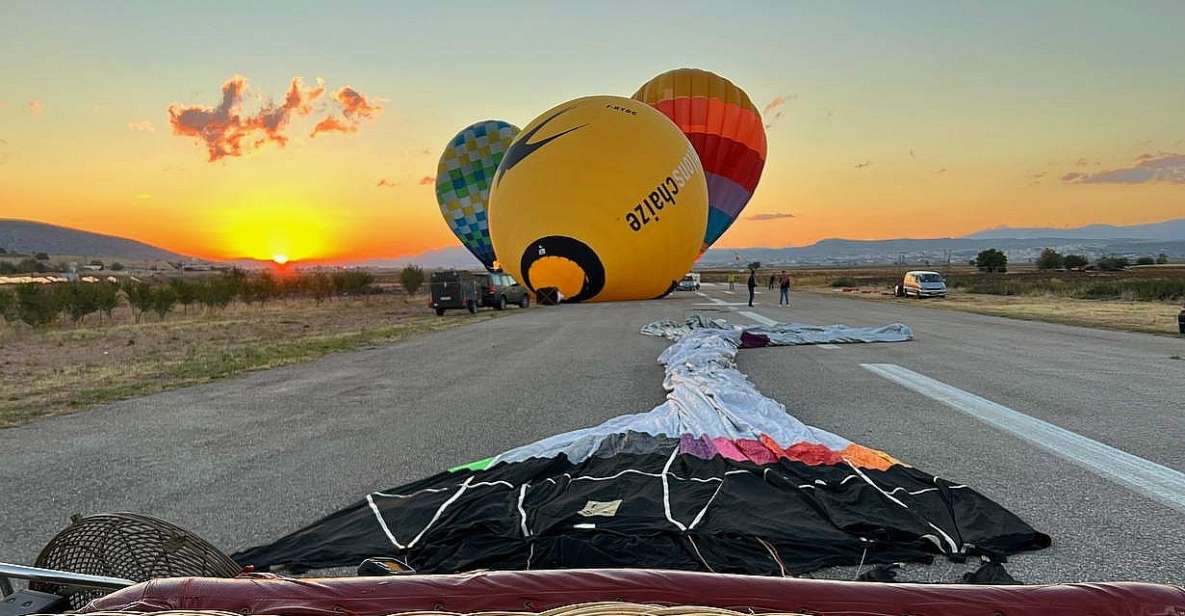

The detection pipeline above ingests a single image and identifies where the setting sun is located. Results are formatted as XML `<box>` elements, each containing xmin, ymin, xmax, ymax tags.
<box><xmin>272</xmin><ymin>254</ymin><xmax>289</xmax><ymax>265</ymax></box>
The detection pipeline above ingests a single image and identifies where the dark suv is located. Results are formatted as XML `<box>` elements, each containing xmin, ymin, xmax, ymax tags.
<box><xmin>480</xmin><ymin>272</ymin><xmax>530</xmax><ymax>311</ymax></box>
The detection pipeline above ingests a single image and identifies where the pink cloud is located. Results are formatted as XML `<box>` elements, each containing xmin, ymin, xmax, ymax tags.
<box><xmin>128</xmin><ymin>120</ymin><xmax>155</xmax><ymax>132</ymax></box>
<box><xmin>168</xmin><ymin>75</ymin><xmax>376</xmax><ymax>161</ymax></box>
<box><xmin>28</xmin><ymin>100</ymin><xmax>43</xmax><ymax>116</ymax></box>
<box><xmin>1063</xmin><ymin>153</ymin><xmax>1185</xmax><ymax>184</ymax></box>
<box><xmin>376</xmin><ymin>178</ymin><xmax>399</xmax><ymax>188</ymax></box>
<box><xmin>418</xmin><ymin>176</ymin><xmax>435</xmax><ymax>185</ymax></box>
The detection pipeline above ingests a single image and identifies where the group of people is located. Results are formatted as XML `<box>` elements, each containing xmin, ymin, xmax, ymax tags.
<box><xmin>732</xmin><ymin>270</ymin><xmax>791</xmax><ymax>307</ymax></box>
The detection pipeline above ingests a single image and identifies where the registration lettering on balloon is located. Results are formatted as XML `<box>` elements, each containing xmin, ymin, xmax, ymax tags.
<box><xmin>626</xmin><ymin>147</ymin><xmax>701</xmax><ymax>232</ymax></box>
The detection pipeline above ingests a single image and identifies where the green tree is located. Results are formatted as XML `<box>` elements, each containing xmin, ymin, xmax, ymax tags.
<box><xmin>1135</xmin><ymin>256</ymin><xmax>1156</xmax><ymax>266</ymax></box>
<box><xmin>1095</xmin><ymin>256</ymin><xmax>1129</xmax><ymax>271</ymax></box>
<box><xmin>95</xmin><ymin>282</ymin><xmax>119</xmax><ymax>322</ymax></box>
<box><xmin>151</xmin><ymin>285</ymin><xmax>178</xmax><ymax>320</ymax></box>
<box><xmin>1063</xmin><ymin>254</ymin><xmax>1089</xmax><ymax>269</ymax></box>
<box><xmin>15</xmin><ymin>283</ymin><xmax>62</xmax><ymax>327</ymax></box>
<box><xmin>400</xmin><ymin>265</ymin><xmax>425</xmax><ymax>296</ymax></box>
<box><xmin>1036</xmin><ymin>248</ymin><xmax>1064</xmax><ymax>270</ymax></box>
<box><xmin>123</xmin><ymin>281</ymin><xmax>155</xmax><ymax>322</ymax></box>
<box><xmin>975</xmin><ymin>249</ymin><xmax>1008</xmax><ymax>273</ymax></box>
<box><xmin>63</xmin><ymin>282</ymin><xmax>100</xmax><ymax>324</ymax></box>
<box><xmin>18</xmin><ymin>258</ymin><xmax>47</xmax><ymax>273</ymax></box>
<box><xmin>170</xmin><ymin>278</ymin><xmax>199</xmax><ymax>315</ymax></box>
<box><xmin>0</xmin><ymin>287</ymin><xmax>15</xmax><ymax>323</ymax></box>
<box><xmin>34</xmin><ymin>252</ymin><xmax>50</xmax><ymax>261</ymax></box>
<box><xmin>110</xmin><ymin>262</ymin><xmax>125</xmax><ymax>271</ymax></box>
<box><xmin>1157</xmin><ymin>253</ymin><xmax>1170</xmax><ymax>265</ymax></box>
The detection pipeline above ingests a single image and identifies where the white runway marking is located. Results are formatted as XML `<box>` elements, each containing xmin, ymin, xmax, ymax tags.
<box><xmin>862</xmin><ymin>363</ymin><xmax>1185</xmax><ymax>515</ymax></box>
<box><xmin>695</xmin><ymin>302</ymin><xmax>752</xmax><ymax>307</ymax></box>
<box><xmin>738</xmin><ymin>311</ymin><xmax>778</xmax><ymax>326</ymax></box>
<box><xmin>817</xmin><ymin>344</ymin><xmax>840</xmax><ymax>350</ymax></box>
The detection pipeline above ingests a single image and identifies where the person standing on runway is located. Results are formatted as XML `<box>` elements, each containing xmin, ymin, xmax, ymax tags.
<box><xmin>768</xmin><ymin>273</ymin><xmax>776</xmax><ymax>291</ymax></box>
<box><xmin>779</xmin><ymin>271</ymin><xmax>791</xmax><ymax>305</ymax></box>
<box><xmin>747</xmin><ymin>269</ymin><xmax>757</xmax><ymax>307</ymax></box>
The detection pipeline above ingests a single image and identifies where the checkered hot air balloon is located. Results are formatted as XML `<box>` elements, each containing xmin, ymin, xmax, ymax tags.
<box><xmin>633</xmin><ymin>69</ymin><xmax>768</xmax><ymax>254</ymax></box>
<box><xmin>435</xmin><ymin>120</ymin><xmax>520</xmax><ymax>270</ymax></box>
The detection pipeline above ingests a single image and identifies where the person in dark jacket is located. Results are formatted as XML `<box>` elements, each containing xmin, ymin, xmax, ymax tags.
<box><xmin>779</xmin><ymin>271</ymin><xmax>791</xmax><ymax>305</ymax></box>
<box><xmin>768</xmin><ymin>274</ymin><xmax>776</xmax><ymax>291</ymax></box>
<box><xmin>747</xmin><ymin>270</ymin><xmax>757</xmax><ymax>306</ymax></box>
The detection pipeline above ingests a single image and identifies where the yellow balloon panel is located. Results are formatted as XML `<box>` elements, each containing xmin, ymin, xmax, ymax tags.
<box><xmin>489</xmin><ymin>95</ymin><xmax>708</xmax><ymax>303</ymax></box>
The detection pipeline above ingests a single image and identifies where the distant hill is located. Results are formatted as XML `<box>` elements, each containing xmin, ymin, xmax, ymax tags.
<box><xmin>0</xmin><ymin>219</ymin><xmax>188</xmax><ymax>261</ymax></box>
<box><xmin>966</xmin><ymin>218</ymin><xmax>1185</xmax><ymax>241</ymax></box>
<box><xmin>359</xmin><ymin>246</ymin><xmax>485</xmax><ymax>269</ymax></box>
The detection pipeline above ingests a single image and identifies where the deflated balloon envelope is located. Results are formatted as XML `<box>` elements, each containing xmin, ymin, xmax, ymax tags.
<box><xmin>633</xmin><ymin>68</ymin><xmax>767</xmax><ymax>254</ymax></box>
<box><xmin>434</xmin><ymin>120</ymin><xmax>520</xmax><ymax>270</ymax></box>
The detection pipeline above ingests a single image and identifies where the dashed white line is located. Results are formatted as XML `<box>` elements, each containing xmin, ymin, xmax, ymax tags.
<box><xmin>862</xmin><ymin>362</ymin><xmax>1185</xmax><ymax>515</ymax></box>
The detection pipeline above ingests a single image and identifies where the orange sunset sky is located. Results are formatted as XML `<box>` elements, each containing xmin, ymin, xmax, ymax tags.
<box><xmin>2</xmin><ymin>2</ymin><xmax>1184</xmax><ymax>263</ymax></box>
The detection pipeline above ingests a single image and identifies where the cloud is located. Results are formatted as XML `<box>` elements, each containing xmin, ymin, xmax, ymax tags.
<box><xmin>418</xmin><ymin>175</ymin><xmax>435</xmax><ymax>185</ymax></box>
<box><xmin>420</xmin><ymin>147</ymin><xmax>431</xmax><ymax>155</ymax></box>
<box><xmin>1075</xmin><ymin>157</ymin><xmax>1090</xmax><ymax>167</ymax></box>
<box><xmin>909</xmin><ymin>148</ymin><xmax>916</xmax><ymax>159</ymax></box>
<box><xmin>746</xmin><ymin>212</ymin><xmax>795</xmax><ymax>221</ymax></box>
<box><xmin>168</xmin><ymin>75</ymin><xmax>376</xmax><ymax>161</ymax></box>
<box><xmin>335</xmin><ymin>86</ymin><xmax>381</xmax><ymax>120</ymax></box>
<box><xmin>309</xmin><ymin>115</ymin><xmax>355</xmax><ymax>138</ymax></box>
<box><xmin>28</xmin><ymin>100</ymin><xmax>43</xmax><ymax>116</ymax></box>
<box><xmin>762</xmin><ymin>94</ymin><xmax>794</xmax><ymax>129</ymax></box>
<box><xmin>376</xmin><ymin>178</ymin><xmax>399</xmax><ymax>188</ymax></box>
<box><xmin>935</xmin><ymin>168</ymin><xmax>947</xmax><ymax>174</ymax></box>
<box><xmin>1062</xmin><ymin>152</ymin><xmax>1185</xmax><ymax>184</ymax></box>
<box><xmin>128</xmin><ymin>120</ymin><xmax>155</xmax><ymax>133</ymax></box>
<box><xmin>854</xmin><ymin>160</ymin><xmax>872</xmax><ymax>168</ymax></box>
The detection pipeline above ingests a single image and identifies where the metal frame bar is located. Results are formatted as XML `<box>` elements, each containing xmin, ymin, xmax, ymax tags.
<box><xmin>0</xmin><ymin>562</ymin><xmax>134</xmax><ymax>595</ymax></box>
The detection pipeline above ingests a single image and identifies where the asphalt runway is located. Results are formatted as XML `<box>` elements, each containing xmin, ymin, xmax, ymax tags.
<box><xmin>2</xmin><ymin>286</ymin><xmax>1183</xmax><ymax>584</ymax></box>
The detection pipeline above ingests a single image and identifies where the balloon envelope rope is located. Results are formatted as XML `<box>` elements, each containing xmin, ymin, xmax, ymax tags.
<box><xmin>234</xmin><ymin>315</ymin><xmax>1049</xmax><ymax>576</ymax></box>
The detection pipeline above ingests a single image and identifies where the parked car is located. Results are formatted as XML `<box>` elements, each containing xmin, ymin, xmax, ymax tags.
<box><xmin>901</xmin><ymin>271</ymin><xmax>948</xmax><ymax>298</ymax></box>
<box><xmin>479</xmin><ymin>272</ymin><xmax>530</xmax><ymax>310</ymax></box>
<box><xmin>677</xmin><ymin>273</ymin><xmax>701</xmax><ymax>291</ymax></box>
<box><xmin>429</xmin><ymin>270</ymin><xmax>481</xmax><ymax>315</ymax></box>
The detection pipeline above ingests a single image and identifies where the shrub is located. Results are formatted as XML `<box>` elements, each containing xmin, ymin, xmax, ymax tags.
<box><xmin>151</xmin><ymin>285</ymin><xmax>178</xmax><ymax>319</ymax></box>
<box><xmin>975</xmin><ymin>249</ymin><xmax>1008</xmax><ymax>273</ymax></box>
<box><xmin>1036</xmin><ymin>248</ymin><xmax>1064</xmax><ymax>270</ymax></box>
<box><xmin>34</xmin><ymin>252</ymin><xmax>50</xmax><ymax>261</ymax></box>
<box><xmin>400</xmin><ymin>265</ymin><xmax>426</xmax><ymax>296</ymax></box>
<box><xmin>110</xmin><ymin>262</ymin><xmax>125</xmax><ymax>271</ymax></box>
<box><xmin>63</xmin><ymin>282</ymin><xmax>100</xmax><ymax>323</ymax></box>
<box><xmin>830</xmin><ymin>277</ymin><xmax>857</xmax><ymax>288</ymax></box>
<box><xmin>1135</xmin><ymin>256</ymin><xmax>1156</xmax><ymax>266</ymax></box>
<box><xmin>95</xmin><ymin>282</ymin><xmax>119</xmax><ymax>322</ymax></box>
<box><xmin>15</xmin><ymin>283</ymin><xmax>61</xmax><ymax>327</ymax></box>
<box><xmin>0</xmin><ymin>287</ymin><xmax>15</xmax><ymax>322</ymax></box>
<box><xmin>1095</xmin><ymin>256</ymin><xmax>1129</xmax><ymax>271</ymax></box>
<box><xmin>1157</xmin><ymin>253</ymin><xmax>1169</xmax><ymax>265</ymax></box>
<box><xmin>1063</xmin><ymin>254</ymin><xmax>1089</xmax><ymax>269</ymax></box>
<box><xmin>123</xmin><ymin>281</ymin><xmax>156</xmax><ymax>322</ymax></box>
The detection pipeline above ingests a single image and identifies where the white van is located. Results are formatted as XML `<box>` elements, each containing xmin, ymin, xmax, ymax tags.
<box><xmin>902</xmin><ymin>271</ymin><xmax>947</xmax><ymax>298</ymax></box>
<box><xmin>677</xmin><ymin>273</ymin><xmax>701</xmax><ymax>291</ymax></box>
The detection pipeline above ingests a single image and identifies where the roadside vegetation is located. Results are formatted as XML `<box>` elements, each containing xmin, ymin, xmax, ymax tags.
<box><xmin>701</xmin><ymin>251</ymin><xmax>1185</xmax><ymax>335</ymax></box>
<box><xmin>0</xmin><ymin>266</ymin><xmax>499</xmax><ymax>428</ymax></box>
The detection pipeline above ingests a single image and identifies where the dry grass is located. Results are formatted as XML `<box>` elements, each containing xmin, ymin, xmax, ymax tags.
<box><xmin>0</xmin><ymin>293</ymin><xmax>500</xmax><ymax>428</ymax></box>
<box><xmin>802</xmin><ymin>284</ymin><xmax>1184</xmax><ymax>336</ymax></box>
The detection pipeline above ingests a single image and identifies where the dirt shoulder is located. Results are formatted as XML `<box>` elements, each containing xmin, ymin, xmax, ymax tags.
<box><xmin>801</xmin><ymin>285</ymin><xmax>1184</xmax><ymax>337</ymax></box>
<box><xmin>0</xmin><ymin>296</ymin><xmax>502</xmax><ymax>428</ymax></box>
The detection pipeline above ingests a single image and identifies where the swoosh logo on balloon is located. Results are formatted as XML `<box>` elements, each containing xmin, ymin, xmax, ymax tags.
<box><xmin>495</xmin><ymin>108</ymin><xmax>585</xmax><ymax>187</ymax></box>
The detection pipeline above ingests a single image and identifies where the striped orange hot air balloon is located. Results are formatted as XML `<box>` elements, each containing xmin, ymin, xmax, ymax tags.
<box><xmin>633</xmin><ymin>68</ymin><xmax>767</xmax><ymax>253</ymax></box>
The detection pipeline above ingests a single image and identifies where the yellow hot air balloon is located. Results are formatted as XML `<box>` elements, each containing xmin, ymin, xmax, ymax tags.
<box><xmin>488</xmin><ymin>95</ymin><xmax>708</xmax><ymax>303</ymax></box>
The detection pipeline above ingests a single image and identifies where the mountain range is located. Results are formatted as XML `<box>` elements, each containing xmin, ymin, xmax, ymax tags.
<box><xmin>0</xmin><ymin>219</ymin><xmax>188</xmax><ymax>261</ymax></box>
<box><xmin>2</xmin><ymin>217</ymin><xmax>1180</xmax><ymax>268</ymax></box>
